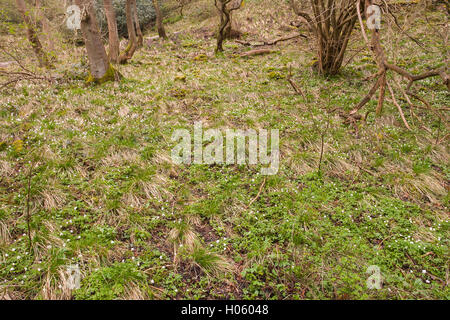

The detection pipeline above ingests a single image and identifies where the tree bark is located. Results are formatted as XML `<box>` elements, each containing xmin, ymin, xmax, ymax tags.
<box><xmin>15</xmin><ymin>0</ymin><xmax>52</xmax><ymax>68</ymax></box>
<box><xmin>35</xmin><ymin>0</ymin><xmax>55</xmax><ymax>58</ymax></box>
<box><xmin>290</xmin><ymin>0</ymin><xmax>359</xmax><ymax>75</ymax></box>
<box><xmin>103</xmin><ymin>0</ymin><xmax>120</xmax><ymax>63</ymax></box>
<box><xmin>132</xmin><ymin>0</ymin><xmax>144</xmax><ymax>47</ymax></box>
<box><xmin>349</xmin><ymin>0</ymin><xmax>448</xmax><ymax>123</ymax></box>
<box><xmin>215</xmin><ymin>0</ymin><xmax>242</xmax><ymax>53</ymax></box>
<box><xmin>119</xmin><ymin>0</ymin><xmax>138</xmax><ymax>64</ymax></box>
<box><xmin>74</xmin><ymin>0</ymin><xmax>115</xmax><ymax>82</ymax></box>
<box><xmin>152</xmin><ymin>0</ymin><xmax>167</xmax><ymax>39</ymax></box>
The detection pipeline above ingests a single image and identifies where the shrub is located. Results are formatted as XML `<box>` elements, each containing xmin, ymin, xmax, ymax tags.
<box><xmin>95</xmin><ymin>0</ymin><xmax>157</xmax><ymax>38</ymax></box>
<box><xmin>0</xmin><ymin>0</ymin><xmax>23</xmax><ymax>25</ymax></box>
<box><xmin>0</xmin><ymin>0</ymin><xmax>25</xmax><ymax>34</ymax></box>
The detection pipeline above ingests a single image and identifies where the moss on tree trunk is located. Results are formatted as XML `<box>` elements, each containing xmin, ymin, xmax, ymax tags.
<box><xmin>86</xmin><ymin>63</ymin><xmax>119</xmax><ymax>84</ymax></box>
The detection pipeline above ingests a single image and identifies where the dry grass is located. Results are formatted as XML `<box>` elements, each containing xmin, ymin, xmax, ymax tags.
<box><xmin>0</xmin><ymin>0</ymin><xmax>448</xmax><ymax>300</ymax></box>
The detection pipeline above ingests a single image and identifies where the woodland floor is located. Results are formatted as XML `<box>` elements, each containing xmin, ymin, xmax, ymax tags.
<box><xmin>0</xmin><ymin>0</ymin><xmax>449</xmax><ymax>299</ymax></box>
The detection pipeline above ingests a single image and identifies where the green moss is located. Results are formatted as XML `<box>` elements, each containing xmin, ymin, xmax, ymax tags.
<box><xmin>268</xmin><ymin>71</ymin><xmax>283</xmax><ymax>80</ymax></box>
<box><xmin>0</xmin><ymin>4</ymin><xmax>448</xmax><ymax>300</ymax></box>
<box><xmin>193</xmin><ymin>54</ymin><xmax>208</xmax><ymax>61</ymax></box>
<box><xmin>120</xmin><ymin>41</ymin><xmax>133</xmax><ymax>58</ymax></box>
<box><xmin>12</xmin><ymin>139</ymin><xmax>23</xmax><ymax>153</ymax></box>
<box><xmin>86</xmin><ymin>63</ymin><xmax>117</xmax><ymax>84</ymax></box>
<box><xmin>118</xmin><ymin>40</ymin><xmax>137</xmax><ymax>64</ymax></box>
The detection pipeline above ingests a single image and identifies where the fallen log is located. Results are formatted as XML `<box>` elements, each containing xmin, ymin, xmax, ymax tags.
<box><xmin>240</xmin><ymin>49</ymin><xmax>274</xmax><ymax>57</ymax></box>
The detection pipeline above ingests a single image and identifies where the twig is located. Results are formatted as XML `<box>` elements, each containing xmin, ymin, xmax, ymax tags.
<box><xmin>435</xmin><ymin>118</ymin><xmax>441</xmax><ymax>145</ymax></box>
<box><xmin>318</xmin><ymin>119</ymin><xmax>330</xmax><ymax>173</ymax></box>
<box><xmin>382</xmin><ymin>0</ymin><xmax>432</xmax><ymax>53</ymax></box>
<box><xmin>387</xmin><ymin>83</ymin><xmax>411</xmax><ymax>130</ymax></box>
<box><xmin>0</xmin><ymin>47</ymin><xmax>56</xmax><ymax>89</ymax></box>
<box><xmin>25</xmin><ymin>162</ymin><xmax>35</xmax><ymax>251</ymax></box>
<box><xmin>436</xmin><ymin>133</ymin><xmax>450</xmax><ymax>145</ymax></box>
<box><xmin>287</xmin><ymin>65</ymin><xmax>306</xmax><ymax>99</ymax></box>
<box><xmin>351</xmin><ymin>0</ymin><xmax>449</xmax><ymax>120</ymax></box>
<box><xmin>247</xmin><ymin>177</ymin><xmax>266</xmax><ymax>208</ymax></box>
<box><xmin>356</xmin><ymin>1</ymin><xmax>370</xmax><ymax>49</ymax></box>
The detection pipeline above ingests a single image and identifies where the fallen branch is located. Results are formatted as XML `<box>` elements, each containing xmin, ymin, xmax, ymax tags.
<box><xmin>0</xmin><ymin>47</ymin><xmax>57</xmax><ymax>89</ymax></box>
<box><xmin>0</xmin><ymin>69</ymin><xmax>54</xmax><ymax>89</ymax></box>
<box><xmin>247</xmin><ymin>177</ymin><xmax>266</xmax><ymax>209</ymax></box>
<box><xmin>25</xmin><ymin>162</ymin><xmax>35</xmax><ymax>251</ymax></box>
<box><xmin>436</xmin><ymin>133</ymin><xmax>450</xmax><ymax>146</ymax></box>
<box><xmin>318</xmin><ymin>119</ymin><xmax>329</xmax><ymax>173</ymax></box>
<box><xmin>287</xmin><ymin>66</ymin><xmax>306</xmax><ymax>99</ymax></box>
<box><xmin>0</xmin><ymin>70</ymin><xmax>57</xmax><ymax>89</ymax></box>
<box><xmin>350</xmin><ymin>0</ymin><xmax>449</xmax><ymax>123</ymax></box>
<box><xmin>387</xmin><ymin>82</ymin><xmax>411</xmax><ymax>130</ymax></box>
<box><xmin>235</xmin><ymin>34</ymin><xmax>306</xmax><ymax>47</ymax></box>
<box><xmin>240</xmin><ymin>49</ymin><xmax>274</xmax><ymax>57</ymax></box>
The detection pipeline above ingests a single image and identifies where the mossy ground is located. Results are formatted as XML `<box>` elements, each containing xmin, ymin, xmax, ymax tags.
<box><xmin>0</xmin><ymin>0</ymin><xmax>448</xmax><ymax>299</ymax></box>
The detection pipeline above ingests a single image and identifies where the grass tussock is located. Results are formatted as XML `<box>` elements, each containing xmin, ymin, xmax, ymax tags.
<box><xmin>0</xmin><ymin>0</ymin><xmax>448</xmax><ymax>299</ymax></box>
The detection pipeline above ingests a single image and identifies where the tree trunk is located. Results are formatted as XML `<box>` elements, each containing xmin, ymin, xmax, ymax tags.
<box><xmin>103</xmin><ymin>0</ymin><xmax>120</xmax><ymax>63</ymax></box>
<box><xmin>224</xmin><ymin>9</ymin><xmax>240</xmax><ymax>39</ymax></box>
<box><xmin>35</xmin><ymin>0</ymin><xmax>55</xmax><ymax>59</ymax></box>
<box><xmin>132</xmin><ymin>0</ymin><xmax>144</xmax><ymax>47</ymax></box>
<box><xmin>290</xmin><ymin>0</ymin><xmax>359</xmax><ymax>75</ymax></box>
<box><xmin>152</xmin><ymin>0</ymin><xmax>167</xmax><ymax>39</ymax></box>
<box><xmin>75</xmin><ymin>0</ymin><xmax>116</xmax><ymax>82</ymax></box>
<box><xmin>215</xmin><ymin>0</ymin><xmax>242</xmax><ymax>53</ymax></box>
<box><xmin>349</xmin><ymin>0</ymin><xmax>448</xmax><ymax>120</ymax></box>
<box><xmin>119</xmin><ymin>0</ymin><xmax>138</xmax><ymax>64</ymax></box>
<box><xmin>15</xmin><ymin>0</ymin><xmax>52</xmax><ymax>68</ymax></box>
<box><xmin>224</xmin><ymin>11</ymin><xmax>232</xmax><ymax>39</ymax></box>
<box><xmin>179</xmin><ymin>0</ymin><xmax>185</xmax><ymax>17</ymax></box>
<box><xmin>216</xmin><ymin>1</ymin><xmax>229</xmax><ymax>52</ymax></box>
